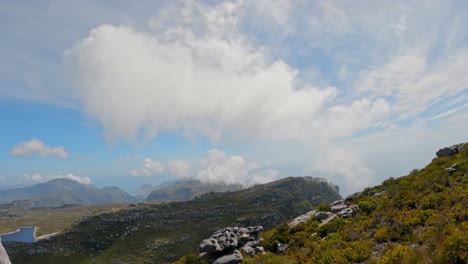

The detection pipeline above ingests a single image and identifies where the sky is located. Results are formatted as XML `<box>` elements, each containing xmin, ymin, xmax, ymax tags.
<box><xmin>1</xmin><ymin>0</ymin><xmax>468</xmax><ymax>196</ymax></box>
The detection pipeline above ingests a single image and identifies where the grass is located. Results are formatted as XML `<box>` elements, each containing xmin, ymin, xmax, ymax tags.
<box><xmin>0</xmin><ymin>204</ymin><xmax>128</xmax><ymax>236</ymax></box>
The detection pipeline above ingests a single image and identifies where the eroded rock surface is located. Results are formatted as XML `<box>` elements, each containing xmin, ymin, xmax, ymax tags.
<box><xmin>199</xmin><ymin>226</ymin><xmax>265</xmax><ymax>264</ymax></box>
<box><xmin>289</xmin><ymin>199</ymin><xmax>358</xmax><ymax>228</ymax></box>
<box><xmin>436</xmin><ymin>143</ymin><xmax>466</xmax><ymax>157</ymax></box>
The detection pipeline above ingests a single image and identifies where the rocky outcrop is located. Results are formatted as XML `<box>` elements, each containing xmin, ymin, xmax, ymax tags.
<box><xmin>289</xmin><ymin>200</ymin><xmax>358</xmax><ymax>228</ymax></box>
<box><xmin>446</xmin><ymin>163</ymin><xmax>459</xmax><ymax>174</ymax></box>
<box><xmin>0</xmin><ymin>240</ymin><xmax>11</xmax><ymax>264</ymax></box>
<box><xmin>199</xmin><ymin>226</ymin><xmax>265</xmax><ymax>264</ymax></box>
<box><xmin>436</xmin><ymin>143</ymin><xmax>466</xmax><ymax>157</ymax></box>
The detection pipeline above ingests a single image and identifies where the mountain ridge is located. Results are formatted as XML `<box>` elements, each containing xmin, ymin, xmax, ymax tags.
<box><xmin>4</xmin><ymin>176</ymin><xmax>341</xmax><ymax>263</ymax></box>
<box><xmin>0</xmin><ymin>179</ymin><xmax>136</xmax><ymax>207</ymax></box>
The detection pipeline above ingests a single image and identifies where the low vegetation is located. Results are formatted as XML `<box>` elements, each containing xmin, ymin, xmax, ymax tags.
<box><xmin>0</xmin><ymin>204</ymin><xmax>127</xmax><ymax>236</ymax></box>
<box><xmin>237</xmin><ymin>147</ymin><xmax>468</xmax><ymax>263</ymax></box>
<box><xmin>4</xmin><ymin>177</ymin><xmax>340</xmax><ymax>263</ymax></box>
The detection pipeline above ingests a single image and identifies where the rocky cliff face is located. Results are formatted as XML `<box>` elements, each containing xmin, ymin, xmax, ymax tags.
<box><xmin>0</xmin><ymin>241</ymin><xmax>11</xmax><ymax>264</ymax></box>
<box><xmin>146</xmin><ymin>179</ymin><xmax>243</xmax><ymax>201</ymax></box>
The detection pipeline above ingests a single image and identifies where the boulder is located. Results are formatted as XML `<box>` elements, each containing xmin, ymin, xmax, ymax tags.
<box><xmin>199</xmin><ymin>238</ymin><xmax>223</xmax><ymax>253</ymax></box>
<box><xmin>331</xmin><ymin>203</ymin><xmax>347</xmax><ymax>213</ymax></box>
<box><xmin>436</xmin><ymin>147</ymin><xmax>456</xmax><ymax>157</ymax></box>
<box><xmin>436</xmin><ymin>143</ymin><xmax>466</xmax><ymax>157</ymax></box>
<box><xmin>337</xmin><ymin>208</ymin><xmax>354</xmax><ymax>218</ymax></box>
<box><xmin>199</xmin><ymin>226</ymin><xmax>264</xmax><ymax>263</ymax></box>
<box><xmin>277</xmin><ymin>243</ymin><xmax>288</xmax><ymax>253</ymax></box>
<box><xmin>213</xmin><ymin>249</ymin><xmax>243</xmax><ymax>264</ymax></box>
<box><xmin>446</xmin><ymin>163</ymin><xmax>459</xmax><ymax>174</ymax></box>
<box><xmin>288</xmin><ymin>210</ymin><xmax>317</xmax><ymax>227</ymax></box>
<box><xmin>316</xmin><ymin>211</ymin><xmax>333</xmax><ymax>220</ymax></box>
<box><xmin>345</xmin><ymin>192</ymin><xmax>361</xmax><ymax>201</ymax></box>
<box><xmin>0</xmin><ymin>240</ymin><xmax>11</xmax><ymax>264</ymax></box>
<box><xmin>331</xmin><ymin>200</ymin><xmax>344</xmax><ymax>206</ymax></box>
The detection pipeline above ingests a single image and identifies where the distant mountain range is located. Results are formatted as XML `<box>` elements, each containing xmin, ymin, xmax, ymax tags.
<box><xmin>0</xmin><ymin>179</ymin><xmax>136</xmax><ymax>207</ymax></box>
<box><xmin>145</xmin><ymin>179</ymin><xmax>243</xmax><ymax>201</ymax></box>
<box><xmin>4</xmin><ymin>176</ymin><xmax>341</xmax><ymax>263</ymax></box>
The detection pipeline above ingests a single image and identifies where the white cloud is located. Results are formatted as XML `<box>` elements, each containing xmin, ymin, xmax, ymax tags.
<box><xmin>65</xmin><ymin>2</ymin><xmax>338</xmax><ymax>143</ymax></box>
<box><xmin>130</xmin><ymin>150</ymin><xmax>275</xmax><ymax>186</ymax></box>
<box><xmin>194</xmin><ymin>149</ymin><xmax>276</xmax><ymax>186</ymax></box>
<box><xmin>130</xmin><ymin>158</ymin><xmax>165</xmax><ymax>177</ymax></box>
<box><xmin>64</xmin><ymin>1</ymin><xmax>419</xmax><ymax>194</ymax></box>
<box><xmin>356</xmin><ymin>49</ymin><xmax>468</xmax><ymax>120</ymax></box>
<box><xmin>22</xmin><ymin>173</ymin><xmax>92</xmax><ymax>185</ymax></box>
<box><xmin>10</xmin><ymin>139</ymin><xmax>68</xmax><ymax>158</ymax></box>
<box><xmin>57</xmin><ymin>1</ymin><xmax>468</xmax><ymax>195</ymax></box>
<box><xmin>0</xmin><ymin>176</ymin><xmax>5</xmax><ymax>183</ymax></box>
<box><xmin>307</xmin><ymin>144</ymin><xmax>373</xmax><ymax>195</ymax></box>
<box><xmin>168</xmin><ymin>159</ymin><xmax>192</xmax><ymax>178</ymax></box>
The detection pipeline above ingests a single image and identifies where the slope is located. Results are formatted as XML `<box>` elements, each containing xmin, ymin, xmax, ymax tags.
<box><xmin>239</xmin><ymin>144</ymin><xmax>468</xmax><ymax>263</ymax></box>
<box><xmin>146</xmin><ymin>179</ymin><xmax>243</xmax><ymax>201</ymax></box>
<box><xmin>4</xmin><ymin>176</ymin><xmax>341</xmax><ymax>263</ymax></box>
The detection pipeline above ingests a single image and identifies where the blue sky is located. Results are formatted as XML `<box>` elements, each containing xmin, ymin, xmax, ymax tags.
<box><xmin>1</xmin><ymin>0</ymin><xmax>468</xmax><ymax>195</ymax></box>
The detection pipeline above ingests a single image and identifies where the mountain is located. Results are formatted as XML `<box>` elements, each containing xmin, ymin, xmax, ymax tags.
<box><xmin>221</xmin><ymin>143</ymin><xmax>468</xmax><ymax>264</ymax></box>
<box><xmin>0</xmin><ymin>179</ymin><xmax>136</xmax><ymax>207</ymax></box>
<box><xmin>3</xmin><ymin>176</ymin><xmax>341</xmax><ymax>263</ymax></box>
<box><xmin>146</xmin><ymin>179</ymin><xmax>243</xmax><ymax>201</ymax></box>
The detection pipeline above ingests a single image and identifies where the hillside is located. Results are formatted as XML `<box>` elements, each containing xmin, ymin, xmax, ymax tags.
<box><xmin>146</xmin><ymin>179</ymin><xmax>243</xmax><ymax>201</ymax></box>
<box><xmin>226</xmin><ymin>143</ymin><xmax>468</xmax><ymax>264</ymax></box>
<box><xmin>3</xmin><ymin>176</ymin><xmax>341</xmax><ymax>263</ymax></box>
<box><xmin>0</xmin><ymin>179</ymin><xmax>136</xmax><ymax>207</ymax></box>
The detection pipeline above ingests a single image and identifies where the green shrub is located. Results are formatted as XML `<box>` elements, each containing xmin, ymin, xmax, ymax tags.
<box><xmin>435</xmin><ymin>231</ymin><xmax>468</xmax><ymax>264</ymax></box>
<box><xmin>316</xmin><ymin>202</ymin><xmax>331</xmax><ymax>212</ymax></box>
<box><xmin>381</xmin><ymin>245</ymin><xmax>416</xmax><ymax>264</ymax></box>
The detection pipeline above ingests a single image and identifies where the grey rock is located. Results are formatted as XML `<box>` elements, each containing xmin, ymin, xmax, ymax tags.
<box><xmin>345</xmin><ymin>192</ymin><xmax>361</xmax><ymax>201</ymax></box>
<box><xmin>319</xmin><ymin>214</ymin><xmax>337</xmax><ymax>226</ymax></box>
<box><xmin>198</xmin><ymin>252</ymin><xmax>210</xmax><ymax>260</ymax></box>
<box><xmin>316</xmin><ymin>211</ymin><xmax>332</xmax><ymax>220</ymax></box>
<box><xmin>337</xmin><ymin>208</ymin><xmax>354</xmax><ymax>218</ymax></box>
<box><xmin>0</xmin><ymin>240</ymin><xmax>11</xmax><ymax>264</ymax></box>
<box><xmin>241</xmin><ymin>246</ymin><xmax>255</xmax><ymax>256</ymax></box>
<box><xmin>255</xmin><ymin>246</ymin><xmax>265</xmax><ymax>254</ymax></box>
<box><xmin>213</xmin><ymin>249</ymin><xmax>243</xmax><ymax>264</ymax></box>
<box><xmin>446</xmin><ymin>163</ymin><xmax>459</xmax><ymax>174</ymax></box>
<box><xmin>436</xmin><ymin>143</ymin><xmax>466</xmax><ymax>157</ymax></box>
<box><xmin>199</xmin><ymin>226</ymin><xmax>264</xmax><ymax>263</ymax></box>
<box><xmin>277</xmin><ymin>242</ymin><xmax>288</xmax><ymax>253</ymax></box>
<box><xmin>288</xmin><ymin>210</ymin><xmax>317</xmax><ymax>227</ymax></box>
<box><xmin>199</xmin><ymin>238</ymin><xmax>223</xmax><ymax>253</ymax></box>
<box><xmin>331</xmin><ymin>200</ymin><xmax>344</xmax><ymax>206</ymax></box>
<box><xmin>436</xmin><ymin>147</ymin><xmax>456</xmax><ymax>157</ymax></box>
<box><xmin>247</xmin><ymin>226</ymin><xmax>263</xmax><ymax>235</ymax></box>
<box><xmin>331</xmin><ymin>204</ymin><xmax>347</xmax><ymax>213</ymax></box>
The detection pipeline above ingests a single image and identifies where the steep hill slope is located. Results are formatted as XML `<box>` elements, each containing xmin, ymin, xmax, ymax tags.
<box><xmin>0</xmin><ymin>179</ymin><xmax>135</xmax><ymax>207</ymax></box>
<box><xmin>4</xmin><ymin>176</ymin><xmax>341</xmax><ymax>263</ymax></box>
<box><xmin>235</xmin><ymin>144</ymin><xmax>468</xmax><ymax>264</ymax></box>
<box><xmin>146</xmin><ymin>179</ymin><xmax>243</xmax><ymax>201</ymax></box>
